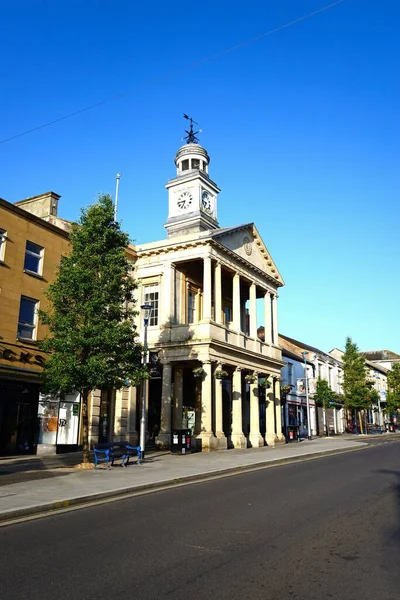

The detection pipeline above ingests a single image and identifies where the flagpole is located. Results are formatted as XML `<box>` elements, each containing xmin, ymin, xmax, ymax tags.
<box><xmin>114</xmin><ymin>173</ymin><xmax>121</xmax><ymax>222</ymax></box>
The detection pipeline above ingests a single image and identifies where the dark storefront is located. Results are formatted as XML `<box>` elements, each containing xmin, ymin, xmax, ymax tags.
<box><xmin>0</xmin><ymin>379</ymin><xmax>39</xmax><ymax>455</ymax></box>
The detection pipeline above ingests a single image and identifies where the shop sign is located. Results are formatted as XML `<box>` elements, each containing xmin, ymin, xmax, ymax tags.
<box><xmin>0</xmin><ymin>344</ymin><xmax>46</xmax><ymax>370</ymax></box>
<box><xmin>296</xmin><ymin>378</ymin><xmax>317</xmax><ymax>395</ymax></box>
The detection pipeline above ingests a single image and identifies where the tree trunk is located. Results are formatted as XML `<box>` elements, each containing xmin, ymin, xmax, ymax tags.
<box><xmin>81</xmin><ymin>390</ymin><xmax>90</xmax><ymax>463</ymax></box>
<box><xmin>358</xmin><ymin>409</ymin><xmax>364</xmax><ymax>435</ymax></box>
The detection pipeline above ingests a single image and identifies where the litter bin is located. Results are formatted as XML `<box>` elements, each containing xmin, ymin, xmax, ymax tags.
<box><xmin>287</xmin><ymin>425</ymin><xmax>299</xmax><ymax>442</ymax></box>
<box><xmin>171</xmin><ymin>429</ymin><xmax>192</xmax><ymax>454</ymax></box>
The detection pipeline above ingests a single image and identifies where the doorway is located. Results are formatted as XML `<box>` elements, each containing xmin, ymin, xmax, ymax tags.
<box><xmin>0</xmin><ymin>380</ymin><xmax>39</xmax><ymax>455</ymax></box>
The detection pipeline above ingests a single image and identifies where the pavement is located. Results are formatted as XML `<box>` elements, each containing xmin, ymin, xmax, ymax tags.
<box><xmin>0</xmin><ymin>433</ymin><xmax>399</xmax><ymax>524</ymax></box>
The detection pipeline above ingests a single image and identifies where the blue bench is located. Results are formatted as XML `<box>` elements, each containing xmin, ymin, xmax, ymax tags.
<box><xmin>93</xmin><ymin>442</ymin><xmax>141</xmax><ymax>469</ymax></box>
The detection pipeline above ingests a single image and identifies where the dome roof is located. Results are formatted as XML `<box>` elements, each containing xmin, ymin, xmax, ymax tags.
<box><xmin>174</xmin><ymin>143</ymin><xmax>210</xmax><ymax>166</ymax></box>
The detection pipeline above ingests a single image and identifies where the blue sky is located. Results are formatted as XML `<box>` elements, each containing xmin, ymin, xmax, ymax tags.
<box><xmin>1</xmin><ymin>0</ymin><xmax>399</xmax><ymax>354</ymax></box>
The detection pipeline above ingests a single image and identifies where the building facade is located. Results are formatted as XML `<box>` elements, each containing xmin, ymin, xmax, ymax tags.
<box><xmin>112</xmin><ymin>138</ymin><xmax>286</xmax><ymax>451</ymax></box>
<box><xmin>0</xmin><ymin>193</ymin><xmax>81</xmax><ymax>456</ymax></box>
<box><xmin>279</xmin><ymin>335</ymin><xmax>345</xmax><ymax>437</ymax></box>
<box><xmin>330</xmin><ymin>348</ymin><xmax>388</xmax><ymax>429</ymax></box>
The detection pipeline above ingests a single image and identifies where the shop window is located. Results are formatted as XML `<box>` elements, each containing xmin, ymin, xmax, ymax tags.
<box><xmin>37</xmin><ymin>393</ymin><xmax>81</xmax><ymax>447</ymax></box>
<box><xmin>17</xmin><ymin>296</ymin><xmax>38</xmax><ymax>340</ymax></box>
<box><xmin>0</xmin><ymin>229</ymin><xmax>6</xmax><ymax>261</ymax></box>
<box><xmin>24</xmin><ymin>240</ymin><xmax>44</xmax><ymax>275</ymax></box>
<box><xmin>143</xmin><ymin>284</ymin><xmax>159</xmax><ymax>326</ymax></box>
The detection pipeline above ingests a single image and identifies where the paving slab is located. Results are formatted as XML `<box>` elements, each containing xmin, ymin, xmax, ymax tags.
<box><xmin>0</xmin><ymin>436</ymin><xmax>370</xmax><ymax>523</ymax></box>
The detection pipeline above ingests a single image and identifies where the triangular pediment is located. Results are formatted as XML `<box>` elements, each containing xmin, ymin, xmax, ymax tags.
<box><xmin>211</xmin><ymin>223</ymin><xmax>284</xmax><ymax>285</ymax></box>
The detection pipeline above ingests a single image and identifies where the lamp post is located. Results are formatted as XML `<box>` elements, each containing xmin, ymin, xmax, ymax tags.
<box><xmin>140</xmin><ymin>303</ymin><xmax>152</xmax><ymax>460</ymax></box>
<box><xmin>374</xmin><ymin>373</ymin><xmax>382</xmax><ymax>431</ymax></box>
<box><xmin>301</xmin><ymin>351</ymin><xmax>312</xmax><ymax>440</ymax></box>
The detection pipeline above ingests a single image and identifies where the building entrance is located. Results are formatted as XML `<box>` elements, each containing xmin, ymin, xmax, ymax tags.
<box><xmin>0</xmin><ymin>380</ymin><xmax>39</xmax><ymax>455</ymax></box>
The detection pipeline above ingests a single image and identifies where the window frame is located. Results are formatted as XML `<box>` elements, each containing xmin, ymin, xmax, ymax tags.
<box><xmin>0</xmin><ymin>229</ymin><xmax>6</xmax><ymax>262</ymax></box>
<box><xmin>287</xmin><ymin>362</ymin><xmax>293</xmax><ymax>385</ymax></box>
<box><xmin>143</xmin><ymin>283</ymin><xmax>159</xmax><ymax>327</ymax></box>
<box><xmin>17</xmin><ymin>295</ymin><xmax>39</xmax><ymax>341</ymax></box>
<box><xmin>24</xmin><ymin>240</ymin><xmax>44</xmax><ymax>275</ymax></box>
<box><xmin>187</xmin><ymin>288</ymin><xmax>196</xmax><ymax>324</ymax></box>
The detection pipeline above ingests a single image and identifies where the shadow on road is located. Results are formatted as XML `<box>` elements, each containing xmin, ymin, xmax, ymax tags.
<box><xmin>374</xmin><ymin>468</ymin><xmax>400</xmax><ymax>552</ymax></box>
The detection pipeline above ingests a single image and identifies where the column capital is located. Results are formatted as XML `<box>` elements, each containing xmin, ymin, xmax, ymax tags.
<box><xmin>160</xmin><ymin>359</ymin><xmax>172</xmax><ymax>367</ymax></box>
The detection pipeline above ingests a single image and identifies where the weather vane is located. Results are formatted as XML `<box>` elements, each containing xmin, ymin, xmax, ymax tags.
<box><xmin>183</xmin><ymin>114</ymin><xmax>201</xmax><ymax>144</ymax></box>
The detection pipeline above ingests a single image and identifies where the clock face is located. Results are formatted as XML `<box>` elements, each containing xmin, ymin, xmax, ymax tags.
<box><xmin>177</xmin><ymin>190</ymin><xmax>193</xmax><ymax>210</ymax></box>
<box><xmin>201</xmin><ymin>190</ymin><xmax>213</xmax><ymax>213</ymax></box>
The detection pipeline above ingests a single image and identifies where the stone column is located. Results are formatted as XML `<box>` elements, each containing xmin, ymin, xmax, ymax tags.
<box><xmin>232</xmin><ymin>273</ymin><xmax>241</xmax><ymax>331</ymax></box>
<box><xmin>265</xmin><ymin>377</ymin><xmax>276</xmax><ymax>446</ymax></box>
<box><xmin>89</xmin><ymin>389</ymin><xmax>101</xmax><ymax>446</ymax></box>
<box><xmin>161</xmin><ymin>263</ymin><xmax>175</xmax><ymax>326</ymax></box>
<box><xmin>271</xmin><ymin>293</ymin><xmax>278</xmax><ymax>345</ymax></box>
<box><xmin>173</xmin><ymin>368</ymin><xmax>183</xmax><ymax>429</ymax></box>
<box><xmin>231</xmin><ymin>368</ymin><xmax>247</xmax><ymax>448</ymax></box>
<box><xmin>274</xmin><ymin>377</ymin><xmax>285</xmax><ymax>442</ymax></box>
<box><xmin>249</xmin><ymin>376</ymin><xmax>263</xmax><ymax>448</ymax></box>
<box><xmin>157</xmin><ymin>363</ymin><xmax>172</xmax><ymax>448</ymax></box>
<box><xmin>249</xmin><ymin>282</ymin><xmax>257</xmax><ymax>339</ymax></box>
<box><xmin>214</xmin><ymin>261</ymin><xmax>222</xmax><ymax>323</ymax></box>
<box><xmin>264</xmin><ymin>291</ymin><xmax>272</xmax><ymax>343</ymax></box>
<box><xmin>196</xmin><ymin>361</ymin><xmax>217</xmax><ymax>451</ymax></box>
<box><xmin>203</xmin><ymin>255</ymin><xmax>212</xmax><ymax>321</ymax></box>
<box><xmin>215</xmin><ymin>370</ymin><xmax>227</xmax><ymax>449</ymax></box>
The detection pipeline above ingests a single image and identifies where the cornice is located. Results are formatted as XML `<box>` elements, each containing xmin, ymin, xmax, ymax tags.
<box><xmin>209</xmin><ymin>240</ymin><xmax>283</xmax><ymax>288</ymax></box>
<box><xmin>136</xmin><ymin>236</ymin><xmax>282</xmax><ymax>289</ymax></box>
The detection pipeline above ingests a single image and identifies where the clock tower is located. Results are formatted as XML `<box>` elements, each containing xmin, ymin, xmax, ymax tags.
<box><xmin>165</xmin><ymin>118</ymin><xmax>220</xmax><ymax>238</ymax></box>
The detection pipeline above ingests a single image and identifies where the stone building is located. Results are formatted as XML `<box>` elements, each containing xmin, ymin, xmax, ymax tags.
<box><xmin>115</xmin><ymin>135</ymin><xmax>286</xmax><ymax>450</ymax></box>
<box><xmin>0</xmin><ymin>193</ymin><xmax>81</xmax><ymax>456</ymax></box>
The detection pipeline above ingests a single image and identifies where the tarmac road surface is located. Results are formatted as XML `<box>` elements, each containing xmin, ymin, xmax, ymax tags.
<box><xmin>1</xmin><ymin>441</ymin><xmax>399</xmax><ymax>600</ymax></box>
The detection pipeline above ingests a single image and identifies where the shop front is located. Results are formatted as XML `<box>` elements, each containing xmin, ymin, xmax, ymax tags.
<box><xmin>37</xmin><ymin>392</ymin><xmax>81</xmax><ymax>454</ymax></box>
<box><xmin>0</xmin><ymin>342</ymin><xmax>81</xmax><ymax>455</ymax></box>
<box><xmin>0</xmin><ymin>379</ymin><xmax>39</xmax><ymax>455</ymax></box>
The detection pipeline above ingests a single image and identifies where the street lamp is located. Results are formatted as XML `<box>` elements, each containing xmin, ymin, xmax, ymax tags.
<box><xmin>301</xmin><ymin>351</ymin><xmax>312</xmax><ymax>440</ymax></box>
<box><xmin>140</xmin><ymin>303</ymin><xmax>152</xmax><ymax>460</ymax></box>
<box><xmin>374</xmin><ymin>373</ymin><xmax>382</xmax><ymax>431</ymax></box>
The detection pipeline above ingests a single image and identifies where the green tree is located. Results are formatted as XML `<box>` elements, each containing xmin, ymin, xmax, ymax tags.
<box><xmin>314</xmin><ymin>378</ymin><xmax>336</xmax><ymax>435</ymax></box>
<box><xmin>387</xmin><ymin>362</ymin><xmax>400</xmax><ymax>420</ymax></box>
<box><xmin>342</xmin><ymin>337</ymin><xmax>371</xmax><ymax>433</ymax></box>
<box><xmin>39</xmin><ymin>194</ymin><xmax>143</xmax><ymax>463</ymax></box>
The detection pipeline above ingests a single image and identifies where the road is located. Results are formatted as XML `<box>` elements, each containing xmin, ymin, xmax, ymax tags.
<box><xmin>1</xmin><ymin>441</ymin><xmax>400</xmax><ymax>600</ymax></box>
